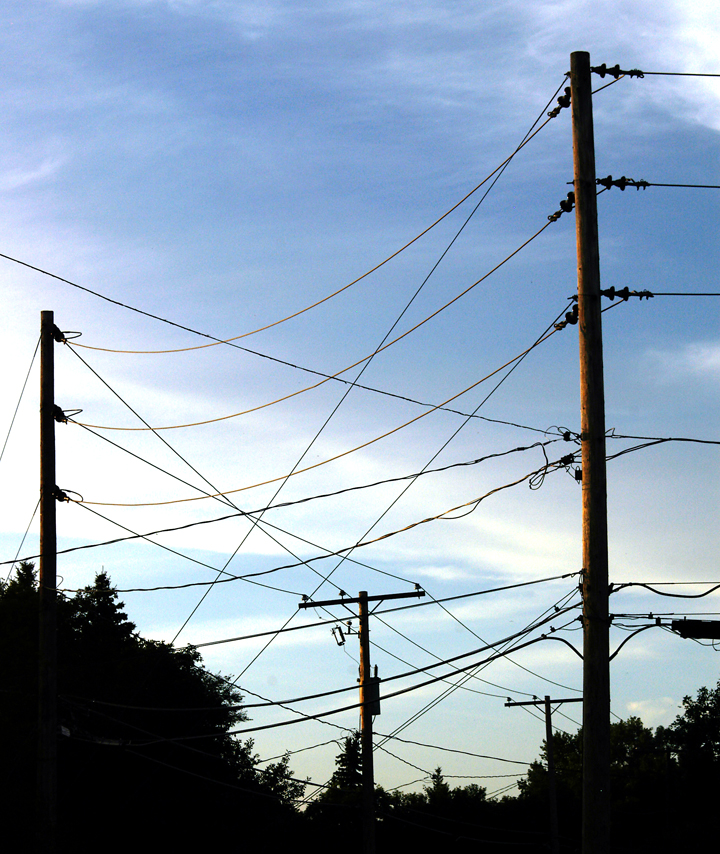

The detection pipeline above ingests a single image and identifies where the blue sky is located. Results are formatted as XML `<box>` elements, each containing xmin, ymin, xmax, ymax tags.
<box><xmin>1</xmin><ymin>0</ymin><xmax>719</xmax><ymax>799</ymax></box>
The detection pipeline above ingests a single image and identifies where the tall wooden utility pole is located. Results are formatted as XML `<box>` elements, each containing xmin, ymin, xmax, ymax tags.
<box><xmin>570</xmin><ymin>51</ymin><xmax>611</xmax><ymax>854</ymax></box>
<box><xmin>39</xmin><ymin>310</ymin><xmax>59</xmax><ymax>853</ymax></box>
<box><xmin>299</xmin><ymin>587</ymin><xmax>424</xmax><ymax>854</ymax></box>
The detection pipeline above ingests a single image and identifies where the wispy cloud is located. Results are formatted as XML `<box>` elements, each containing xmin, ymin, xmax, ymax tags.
<box><xmin>646</xmin><ymin>340</ymin><xmax>720</xmax><ymax>382</ymax></box>
<box><xmin>0</xmin><ymin>157</ymin><xmax>65</xmax><ymax>192</ymax></box>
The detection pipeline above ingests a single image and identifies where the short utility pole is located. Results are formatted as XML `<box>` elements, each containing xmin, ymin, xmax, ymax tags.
<box><xmin>506</xmin><ymin>696</ymin><xmax>583</xmax><ymax>854</ymax></box>
<box><xmin>570</xmin><ymin>51</ymin><xmax>611</xmax><ymax>854</ymax></box>
<box><xmin>299</xmin><ymin>587</ymin><xmax>425</xmax><ymax>854</ymax></box>
<box><xmin>39</xmin><ymin>310</ymin><xmax>61</xmax><ymax>854</ymax></box>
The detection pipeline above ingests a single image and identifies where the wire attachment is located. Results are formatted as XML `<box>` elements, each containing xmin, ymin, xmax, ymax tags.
<box><xmin>591</xmin><ymin>63</ymin><xmax>644</xmax><ymax>79</ymax></box>
<box><xmin>547</xmin><ymin>87</ymin><xmax>571</xmax><ymax>118</ymax></box>
<box><xmin>600</xmin><ymin>286</ymin><xmax>654</xmax><ymax>301</ymax></box>
<box><xmin>553</xmin><ymin>304</ymin><xmax>578</xmax><ymax>330</ymax></box>
<box><xmin>548</xmin><ymin>191</ymin><xmax>575</xmax><ymax>222</ymax></box>
<box><xmin>596</xmin><ymin>175</ymin><xmax>649</xmax><ymax>191</ymax></box>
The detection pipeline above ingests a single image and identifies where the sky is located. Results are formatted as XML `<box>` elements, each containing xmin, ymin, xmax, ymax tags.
<box><xmin>1</xmin><ymin>0</ymin><xmax>719</xmax><ymax>803</ymax></box>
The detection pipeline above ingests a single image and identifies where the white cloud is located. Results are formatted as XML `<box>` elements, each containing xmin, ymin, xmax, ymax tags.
<box><xmin>646</xmin><ymin>340</ymin><xmax>720</xmax><ymax>382</ymax></box>
<box><xmin>0</xmin><ymin>157</ymin><xmax>65</xmax><ymax>192</ymax></box>
<box><xmin>626</xmin><ymin>696</ymin><xmax>678</xmax><ymax>726</ymax></box>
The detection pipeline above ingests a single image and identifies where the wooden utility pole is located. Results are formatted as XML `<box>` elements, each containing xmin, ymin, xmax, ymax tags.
<box><xmin>570</xmin><ymin>51</ymin><xmax>611</xmax><ymax>854</ymax></box>
<box><xmin>358</xmin><ymin>591</ymin><xmax>376</xmax><ymax>854</ymax></box>
<box><xmin>506</xmin><ymin>695</ymin><xmax>583</xmax><ymax>854</ymax></box>
<box><xmin>38</xmin><ymin>310</ymin><xmax>59</xmax><ymax>853</ymax></box>
<box><xmin>299</xmin><ymin>587</ymin><xmax>424</xmax><ymax>854</ymax></box>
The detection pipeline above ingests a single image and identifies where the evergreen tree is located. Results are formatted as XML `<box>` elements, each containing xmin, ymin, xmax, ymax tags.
<box><xmin>0</xmin><ymin>566</ymin><xmax>304</xmax><ymax>852</ymax></box>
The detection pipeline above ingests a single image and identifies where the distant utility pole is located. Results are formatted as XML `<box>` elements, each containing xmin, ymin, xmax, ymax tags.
<box><xmin>506</xmin><ymin>696</ymin><xmax>583</xmax><ymax>854</ymax></box>
<box><xmin>570</xmin><ymin>51</ymin><xmax>611</xmax><ymax>854</ymax></box>
<box><xmin>39</xmin><ymin>310</ymin><xmax>60</xmax><ymax>853</ymax></box>
<box><xmin>299</xmin><ymin>587</ymin><xmax>424</xmax><ymax>854</ymax></box>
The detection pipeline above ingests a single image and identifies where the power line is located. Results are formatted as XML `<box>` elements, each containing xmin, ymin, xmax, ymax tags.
<box><xmin>77</xmin><ymin>608</ymin><xmax>577</xmax><ymax>745</ymax></box>
<box><xmin>71</xmin><ymin>326</ymin><xmax>565</xmax><ymax>508</ymax></box>
<box><xmin>48</xmin><ymin>429</ymin><xmax>561</xmax><ymax>550</ymax></box>
<box><xmin>125</xmin><ymin>632</ymin><xmax>564</xmax><ymax>745</ymax></box>
<box><xmin>20</xmin><ymin>78</ymin><xmax>569</xmax><ymax>361</ymax></box>
<box><xmin>226</xmin><ymin>301</ymin><xmax>576</xmax><ymax>688</ymax></box>
<box><xmin>0</xmin><ymin>334</ymin><xmax>40</xmax><ymax>466</ymax></box>
<box><xmin>4</xmin><ymin>498</ymin><xmax>40</xmax><ymax>583</ymax></box>
<box><xmin>375</xmin><ymin>605</ymin><xmax>581</xmax><ymax>749</ymax></box>
<box><xmin>47</xmin><ymin>454</ymin><xmax>574</xmax><ymax>594</ymax></box>
<box><xmin>239</xmin><ymin>303</ymin><xmax>576</xmax><ymax>676</ymax></box>
<box><xmin>68</xmin><ymin>216</ymin><xmax>561</xmax><ymax>436</ymax></box>
<box><xmin>641</xmin><ymin>71</ymin><xmax>720</xmax><ymax>77</ymax></box>
<box><xmin>189</xmin><ymin>574</ymin><xmax>578</xmax><ymax>648</ymax></box>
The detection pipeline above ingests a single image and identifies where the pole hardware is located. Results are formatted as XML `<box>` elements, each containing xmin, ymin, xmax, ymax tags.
<box><xmin>506</xmin><ymin>696</ymin><xmax>583</xmax><ymax>854</ymax></box>
<box><xmin>39</xmin><ymin>310</ymin><xmax>59</xmax><ymax>854</ymax></box>
<box><xmin>298</xmin><ymin>587</ymin><xmax>424</xmax><ymax>854</ymax></box>
<box><xmin>571</xmin><ymin>50</ymin><xmax>611</xmax><ymax>854</ymax></box>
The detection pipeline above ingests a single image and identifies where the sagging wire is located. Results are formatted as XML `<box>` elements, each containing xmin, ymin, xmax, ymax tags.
<box><xmin>374</xmin><ymin>601</ymin><xmax>582</xmax><ymax>750</ymax></box>
<box><xmin>611</xmin><ymin>582</ymin><xmax>720</xmax><ymax>599</ymax></box>
<box><xmin>4</xmin><ymin>498</ymin><xmax>40</xmax><ymax>583</ymax></box>
<box><xmin>0</xmin><ymin>334</ymin><xmax>40</xmax><ymax>466</ymax></box>
<box><xmin>72</xmin><ymin>216</ymin><xmax>561</xmax><ymax>437</ymax></box>
<box><xmin>50</xmin><ymin>77</ymin><xmax>571</xmax><ymax>360</ymax></box>
<box><xmin>72</xmin><ymin>328</ymin><xmax>568</xmax><ymax>508</ymax></box>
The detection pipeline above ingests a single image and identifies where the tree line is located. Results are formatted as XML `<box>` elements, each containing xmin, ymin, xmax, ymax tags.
<box><xmin>3</xmin><ymin>564</ymin><xmax>720</xmax><ymax>852</ymax></box>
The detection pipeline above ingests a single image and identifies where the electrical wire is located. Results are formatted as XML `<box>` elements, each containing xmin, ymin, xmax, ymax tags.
<box><xmin>37</xmin><ymin>434</ymin><xmax>559</xmax><ymax>558</ymax></box>
<box><xmin>4</xmin><ymin>498</ymin><xmax>40</xmax><ymax>583</ymax></box>
<box><xmin>134</xmin><ymin>637</ymin><xmax>551</xmax><ymax>743</ymax></box>
<box><xmin>228</xmin><ymin>302</ymin><xmax>574</xmax><ymax>686</ymax></box>
<box><xmin>369</xmin><ymin>620</ymin><xmax>512</xmax><ymax>701</ymax></box>
<box><xmin>612</xmin><ymin>582</ymin><xmax>720</xmax><ymax>599</ymax></box>
<box><xmin>641</xmin><ymin>71</ymin><xmax>720</xmax><ymax>76</ymax></box>
<box><xmin>607</xmin><ymin>431</ymin><xmax>719</xmax><ymax>447</ymax></box>
<box><xmin>427</xmin><ymin>586</ymin><xmax>583</xmax><ymax>694</ymax></box>
<box><xmin>72</xmin><ymin>327</ymin><xmax>564</xmax><ymax>508</ymax></box>
<box><xmin>87</xmin><ymin>611</ymin><xmax>576</xmax><ymax>745</ymax></box>
<box><xmin>35</xmin><ymin>77</ymin><xmax>570</xmax><ymax>359</ymax></box>
<box><xmin>375</xmin><ymin>598</ymin><xmax>582</xmax><ymax>749</ymax></box>
<box><xmin>70</xmin><ymin>218</ymin><xmax>559</xmax><ymax>435</ymax></box>
<box><xmin>50</xmin><ymin>455</ymin><xmax>574</xmax><ymax>595</ymax></box>
<box><xmin>0</xmin><ymin>334</ymin><xmax>40</xmax><ymax>466</ymax></box>
<box><xmin>68</xmin><ymin>502</ymin><xmax>304</xmax><ymax>596</ymax></box>
<box><xmin>290</xmin><ymin>304</ymin><xmax>580</xmax><ymax>713</ymax></box>
<box><xmin>64</xmin><ymin>342</ymin><xmax>397</xmax><ymax>635</ymax></box>
<box><xmin>374</xmin><ymin>733</ymin><xmax>531</xmax><ymax>766</ymax></box>
<box><xmin>374</xmin><ymin>606</ymin><xmax>581</xmax><ymax>749</ymax></box>
<box><xmin>192</xmin><ymin>574</ymin><xmax>577</xmax><ymax>649</ymax></box>
<box><xmin>121</xmin><ymin>216</ymin><xmax>556</xmax><ymax>648</ymax></box>
<box><xmin>255</xmin><ymin>738</ymin><xmax>345</xmax><ymax>765</ymax></box>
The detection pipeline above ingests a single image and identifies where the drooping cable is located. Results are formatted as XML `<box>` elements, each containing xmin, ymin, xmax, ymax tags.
<box><xmin>0</xmin><ymin>334</ymin><xmax>40</xmax><ymax>466</ymax></box>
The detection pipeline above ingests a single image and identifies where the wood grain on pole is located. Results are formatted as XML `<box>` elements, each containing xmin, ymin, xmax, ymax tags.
<box><xmin>571</xmin><ymin>51</ymin><xmax>611</xmax><ymax>854</ymax></box>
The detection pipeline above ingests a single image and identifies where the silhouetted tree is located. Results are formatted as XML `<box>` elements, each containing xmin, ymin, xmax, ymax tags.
<box><xmin>0</xmin><ymin>566</ymin><xmax>304</xmax><ymax>852</ymax></box>
<box><xmin>519</xmin><ymin>716</ymin><xmax>673</xmax><ymax>852</ymax></box>
<box><xmin>659</xmin><ymin>681</ymin><xmax>720</xmax><ymax>846</ymax></box>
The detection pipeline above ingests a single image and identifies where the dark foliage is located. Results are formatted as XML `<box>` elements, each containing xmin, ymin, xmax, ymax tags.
<box><xmin>0</xmin><ymin>565</ymin><xmax>304</xmax><ymax>853</ymax></box>
<box><xmin>304</xmin><ymin>731</ymin><xmax>367</xmax><ymax>838</ymax></box>
<box><xmin>659</xmin><ymin>681</ymin><xmax>720</xmax><ymax>847</ymax></box>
